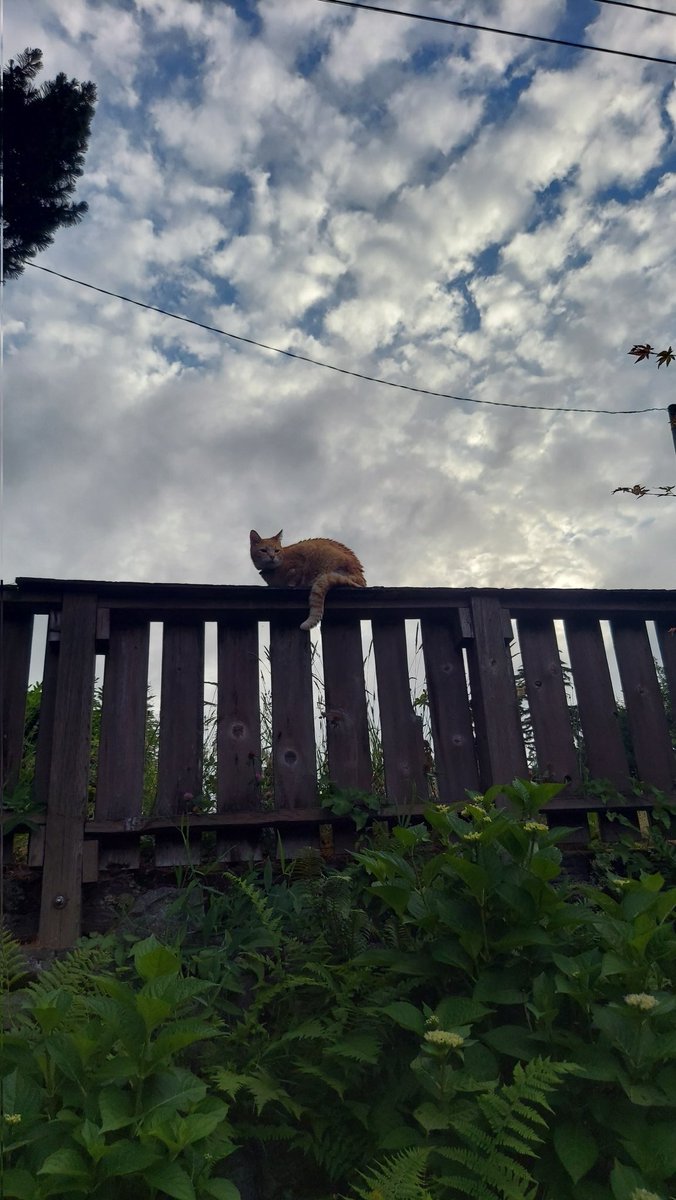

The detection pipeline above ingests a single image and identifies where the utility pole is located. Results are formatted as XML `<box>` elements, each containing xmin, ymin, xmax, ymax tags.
<box><xmin>669</xmin><ymin>403</ymin><xmax>676</xmax><ymax>459</ymax></box>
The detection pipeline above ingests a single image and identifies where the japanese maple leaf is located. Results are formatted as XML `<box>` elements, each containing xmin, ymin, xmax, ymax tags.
<box><xmin>628</xmin><ymin>343</ymin><xmax>653</xmax><ymax>362</ymax></box>
<box><xmin>656</xmin><ymin>346</ymin><xmax>675</xmax><ymax>368</ymax></box>
<box><xmin>612</xmin><ymin>484</ymin><xmax>649</xmax><ymax>497</ymax></box>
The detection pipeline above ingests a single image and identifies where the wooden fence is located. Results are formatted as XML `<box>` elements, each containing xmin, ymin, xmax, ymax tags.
<box><xmin>1</xmin><ymin>577</ymin><xmax>675</xmax><ymax>948</ymax></box>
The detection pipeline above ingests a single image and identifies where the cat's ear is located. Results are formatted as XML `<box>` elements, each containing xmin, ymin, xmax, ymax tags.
<box><xmin>250</xmin><ymin>529</ymin><xmax>261</xmax><ymax>544</ymax></box>
<box><xmin>273</xmin><ymin>529</ymin><xmax>283</xmax><ymax>542</ymax></box>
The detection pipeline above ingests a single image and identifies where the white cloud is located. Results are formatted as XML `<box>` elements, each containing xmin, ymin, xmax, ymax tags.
<box><xmin>3</xmin><ymin>0</ymin><xmax>675</xmax><ymax>618</ymax></box>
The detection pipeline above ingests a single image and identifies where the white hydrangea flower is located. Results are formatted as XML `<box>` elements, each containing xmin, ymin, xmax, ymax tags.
<box><xmin>624</xmin><ymin>993</ymin><xmax>658</xmax><ymax>1012</ymax></box>
<box><xmin>424</xmin><ymin>1030</ymin><xmax>464</xmax><ymax>1048</ymax></box>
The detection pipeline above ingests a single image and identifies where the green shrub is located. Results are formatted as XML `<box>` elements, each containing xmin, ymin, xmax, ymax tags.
<box><xmin>3</xmin><ymin>780</ymin><xmax>676</xmax><ymax>1200</ymax></box>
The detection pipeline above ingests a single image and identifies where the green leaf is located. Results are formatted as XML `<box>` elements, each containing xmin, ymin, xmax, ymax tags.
<box><xmin>77</xmin><ymin>1119</ymin><xmax>106</xmax><ymax>1163</ymax></box>
<box><xmin>621</xmin><ymin>1081</ymin><xmax>669</xmax><ymax>1106</ymax></box>
<box><xmin>136</xmin><ymin>992</ymin><xmax>172</xmax><ymax>1032</ymax></box>
<box><xmin>133</xmin><ymin>938</ymin><xmax>181</xmax><ymax>981</ymax></box>
<box><xmin>38</xmin><ymin>1147</ymin><xmax>90</xmax><ymax>1178</ymax></box>
<box><xmin>0</xmin><ymin>1169</ymin><xmax>38</xmax><ymax>1199</ymax></box>
<box><xmin>430</xmin><ymin>938</ymin><xmax>473</xmax><ymax>971</ymax></box>
<box><xmin>242</xmin><ymin>1071</ymin><xmax>292</xmax><ymax>1115</ymax></box>
<box><xmin>141</xmin><ymin>1067</ymin><xmax>207</xmax><ymax>1121</ymax></box>
<box><xmin>203</xmin><ymin>1182</ymin><xmax>241</xmax><ymax>1200</ymax></box>
<box><xmin>378</xmin><ymin>1125</ymin><xmax>421</xmax><ymax>1150</ymax></box>
<box><xmin>98</xmin><ymin>1086</ymin><xmax>134</xmax><ymax>1132</ymax></box>
<box><xmin>327</xmin><ymin>1031</ymin><xmax>381</xmax><ymax>1063</ymax></box>
<box><xmin>600</xmin><ymin>951</ymin><xmax>628</xmax><ymax>978</ymax></box>
<box><xmin>0</xmin><ymin>1068</ymin><xmax>43</xmax><ymax>1120</ymax></box>
<box><xmin>173</xmin><ymin>1105</ymin><xmax>230</xmax><ymax>1147</ymax></box>
<box><xmin>392</xmin><ymin>824</ymin><xmax>426</xmax><ymax>850</ymax></box>
<box><xmin>98</xmin><ymin>1141</ymin><xmax>159</xmax><ymax>1179</ymax></box>
<box><xmin>462</xmin><ymin>1041</ymin><xmax>499</xmax><ymax>1081</ymax></box>
<box><xmin>445</xmin><ymin>858</ymin><xmax>490</xmax><ymax>899</ymax></box>
<box><xmin>571</xmin><ymin>1044</ymin><xmax>622</xmax><ymax>1082</ymax></box>
<box><xmin>554</xmin><ymin>1121</ymin><xmax>598</xmax><ymax>1183</ymax></box>
<box><xmin>622</xmin><ymin>889</ymin><xmax>660</xmax><ymax>920</ymax></box>
<box><xmin>436</xmin><ymin>996</ymin><xmax>492</xmax><ymax>1026</ymax></box>
<box><xmin>212</xmin><ymin>1068</ymin><xmax>247</xmax><ymax>1100</ymax></box>
<box><xmin>382</xmin><ymin>1001</ymin><xmax>426</xmax><ymax>1035</ymax></box>
<box><xmin>414</xmin><ymin>1101</ymin><xmax>448</xmax><ymax>1132</ymax></box>
<box><xmin>481</xmin><ymin>1024</ymin><xmax>539</xmax><ymax>1060</ymax></box>
<box><xmin>370</xmin><ymin>884</ymin><xmax>413</xmax><ymax>916</ymax></box>
<box><xmin>474</xmin><ymin>972</ymin><xmax>526</xmax><ymax>1005</ymax></box>
<box><xmin>528</xmin><ymin>853</ymin><xmax>560</xmax><ymax>880</ymax></box>
<box><xmin>148</xmin><ymin>1019</ymin><xmax>218</xmax><ymax>1063</ymax></box>
<box><xmin>144</xmin><ymin>1160</ymin><xmax>196</xmax><ymax>1200</ymax></box>
<box><xmin>609</xmin><ymin>1160</ymin><xmax>646</xmax><ymax>1200</ymax></box>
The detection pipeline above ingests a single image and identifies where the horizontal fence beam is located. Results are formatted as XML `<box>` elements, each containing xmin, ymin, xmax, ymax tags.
<box><xmin>7</xmin><ymin>578</ymin><xmax>676</xmax><ymax>621</ymax></box>
<box><xmin>3</xmin><ymin>787</ymin><xmax>672</xmax><ymax>840</ymax></box>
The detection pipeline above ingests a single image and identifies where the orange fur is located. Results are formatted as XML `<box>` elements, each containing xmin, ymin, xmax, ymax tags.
<box><xmin>250</xmin><ymin>529</ymin><xmax>366</xmax><ymax>629</ymax></box>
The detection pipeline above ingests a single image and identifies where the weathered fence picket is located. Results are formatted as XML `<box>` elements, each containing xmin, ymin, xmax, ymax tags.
<box><xmin>420</xmin><ymin>611</ymin><xmax>479</xmax><ymax>804</ymax></box>
<box><xmin>0</xmin><ymin>577</ymin><xmax>674</xmax><ymax>947</ymax></box>
<box><xmin>321</xmin><ymin>616</ymin><xmax>372</xmax><ymax>794</ymax></box>
<box><xmin>38</xmin><ymin>593</ymin><xmax>97</xmax><ymax>949</ymax></box>
<box><xmin>563</xmin><ymin>615</ymin><xmax>631</xmax><ymax>790</ymax></box>
<box><xmin>95</xmin><ymin>614</ymin><xmax>150</xmax><ymax>869</ymax></box>
<box><xmin>517</xmin><ymin>615</ymin><xmax>579</xmax><ymax>788</ymax></box>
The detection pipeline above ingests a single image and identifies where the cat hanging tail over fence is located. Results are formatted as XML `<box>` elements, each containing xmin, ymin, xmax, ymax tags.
<box><xmin>250</xmin><ymin>529</ymin><xmax>366</xmax><ymax>629</ymax></box>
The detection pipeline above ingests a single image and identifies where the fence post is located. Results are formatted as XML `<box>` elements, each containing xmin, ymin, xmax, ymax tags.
<box><xmin>465</xmin><ymin>595</ymin><xmax>528</xmax><ymax>791</ymax></box>
<box><xmin>38</xmin><ymin>592</ymin><xmax>97</xmax><ymax>948</ymax></box>
<box><xmin>1</xmin><ymin>606</ymin><xmax>34</xmax><ymax>797</ymax></box>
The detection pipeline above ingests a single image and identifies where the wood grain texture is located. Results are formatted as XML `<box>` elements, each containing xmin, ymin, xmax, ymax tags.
<box><xmin>611</xmin><ymin>617</ymin><xmax>676</xmax><ymax>791</ymax></box>
<box><xmin>1</xmin><ymin>609</ymin><xmax>33</xmax><ymax>794</ymax></box>
<box><xmin>372</xmin><ymin>618</ymin><xmax>428</xmax><ymax>806</ymax></box>
<box><xmin>95</xmin><ymin>616</ymin><xmax>150</xmax><ymax>868</ymax></box>
<box><xmin>421</xmin><ymin>613</ymin><xmax>478</xmax><ymax>802</ymax></box>
<box><xmin>656</xmin><ymin>619</ymin><xmax>676</xmax><ymax>720</ymax></box>
<box><xmin>216</xmin><ymin>620</ymin><xmax>264</xmax><ymax>863</ymax></box>
<box><xmin>465</xmin><ymin>596</ymin><xmax>528</xmax><ymax>790</ymax></box>
<box><xmin>564</xmin><ymin>615</ymin><xmax>630</xmax><ymax>789</ymax></box>
<box><xmin>518</xmin><ymin>616</ymin><xmax>579</xmax><ymax>786</ymax></box>
<box><xmin>269</xmin><ymin>616</ymin><xmax>317</xmax><ymax>811</ymax></box>
<box><xmin>155</xmin><ymin>620</ymin><xmax>205</xmax><ymax>865</ymax></box>
<box><xmin>38</xmin><ymin>593</ymin><xmax>97</xmax><ymax>948</ymax></box>
<box><xmin>321</xmin><ymin>617</ymin><xmax>372</xmax><ymax>794</ymax></box>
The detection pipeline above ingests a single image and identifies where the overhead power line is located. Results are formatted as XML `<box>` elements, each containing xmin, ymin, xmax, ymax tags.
<box><xmin>26</xmin><ymin>262</ymin><xmax>663</xmax><ymax>416</ymax></box>
<box><xmin>317</xmin><ymin>0</ymin><xmax>676</xmax><ymax>66</ymax></box>
<box><xmin>595</xmin><ymin>0</ymin><xmax>676</xmax><ymax>17</ymax></box>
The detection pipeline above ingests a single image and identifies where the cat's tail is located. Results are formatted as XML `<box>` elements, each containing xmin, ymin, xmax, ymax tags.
<box><xmin>300</xmin><ymin>572</ymin><xmax>366</xmax><ymax>630</ymax></box>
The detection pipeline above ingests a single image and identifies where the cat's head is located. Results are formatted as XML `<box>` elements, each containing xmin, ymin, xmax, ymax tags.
<box><xmin>250</xmin><ymin>529</ymin><xmax>283</xmax><ymax>571</ymax></box>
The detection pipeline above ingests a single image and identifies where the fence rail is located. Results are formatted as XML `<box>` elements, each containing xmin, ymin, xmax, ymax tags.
<box><xmin>2</xmin><ymin>577</ymin><xmax>675</xmax><ymax>948</ymax></box>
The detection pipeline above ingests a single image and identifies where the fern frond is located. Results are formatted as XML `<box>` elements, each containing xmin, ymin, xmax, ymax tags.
<box><xmin>326</xmin><ymin>1031</ymin><xmax>382</xmax><ymax>1064</ymax></box>
<box><xmin>436</xmin><ymin>1169</ymin><xmax>536</xmax><ymax>1200</ymax></box>
<box><xmin>477</xmin><ymin>1058</ymin><xmax>572</xmax><ymax>1145</ymax></box>
<box><xmin>225</xmin><ymin>871</ymin><xmax>283</xmax><ymax>937</ymax></box>
<box><xmin>349</xmin><ymin>1147</ymin><xmax>431</xmax><ymax>1200</ymax></box>
<box><xmin>235</xmin><ymin>1120</ymin><xmax>307</xmax><ymax>1146</ymax></box>
<box><xmin>429</xmin><ymin>1059</ymin><xmax>574</xmax><ymax>1200</ymax></box>
<box><xmin>436</xmin><ymin>1147</ymin><xmax>537</xmax><ymax>1199</ymax></box>
<box><xmin>289</xmin><ymin>847</ymin><xmax>325</xmax><ymax>880</ymax></box>
<box><xmin>26</xmin><ymin>936</ymin><xmax>115</xmax><ymax>1003</ymax></box>
<box><xmin>308</xmin><ymin>1118</ymin><xmax>373</xmax><ymax>1182</ymax></box>
<box><xmin>478</xmin><ymin>1103</ymin><xmax>546</xmax><ymax>1149</ymax></box>
<box><xmin>0</xmin><ymin>925</ymin><xmax>31</xmax><ymax>992</ymax></box>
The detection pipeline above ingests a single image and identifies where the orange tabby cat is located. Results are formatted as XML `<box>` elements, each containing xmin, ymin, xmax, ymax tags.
<box><xmin>250</xmin><ymin>529</ymin><xmax>366</xmax><ymax>630</ymax></box>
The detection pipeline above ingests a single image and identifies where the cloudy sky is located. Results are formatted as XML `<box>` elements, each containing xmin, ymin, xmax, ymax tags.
<box><xmin>4</xmin><ymin>0</ymin><xmax>676</xmax><ymax>598</ymax></box>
